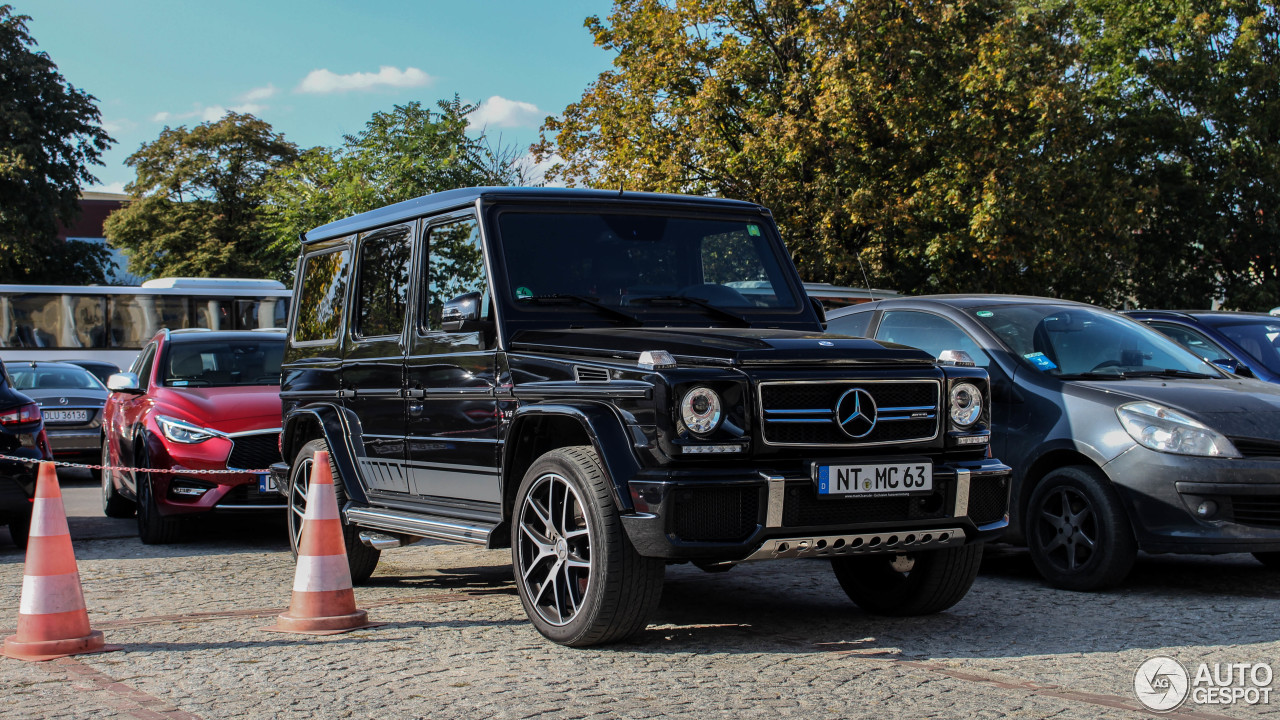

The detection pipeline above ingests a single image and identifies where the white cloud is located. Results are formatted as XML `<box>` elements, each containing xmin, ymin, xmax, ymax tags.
<box><xmin>521</xmin><ymin>152</ymin><xmax>564</xmax><ymax>188</ymax></box>
<box><xmin>152</xmin><ymin>103</ymin><xmax>266</xmax><ymax>124</ymax></box>
<box><xmin>101</xmin><ymin>118</ymin><xmax>136</xmax><ymax>134</ymax></box>
<box><xmin>240</xmin><ymin>84</ymin><xmax>277</xmax><ymax>102</ymax></box>
<box><xmin>296</xmin><ymin>66</ymin><xmax>433</xmax><ymax>94</ymax></box>
<box><xmin>468</xmin><ymin>95</ymin><xmax>543</xmax><ymax>129</ymax></box>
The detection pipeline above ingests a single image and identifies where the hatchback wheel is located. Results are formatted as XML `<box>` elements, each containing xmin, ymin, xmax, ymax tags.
<box><xmin>288</xmin><ymin>439</ymin><xmax>379</xmax><ymax>584</ymax></box>
<box><xmin>1026</xmin><ymin>465</ymin><xmax>1136</xmax><ymax>590</ymax></box>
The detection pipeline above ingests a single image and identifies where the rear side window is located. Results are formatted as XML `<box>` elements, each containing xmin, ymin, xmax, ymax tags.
<box><xmin>355</xmin><ymin>226</ymin><xmax>412</xmax><ymax>338</ymax></box>
<box><xmin>295</xmin><ymin>248</ymin><xmax>352</xmax><ymax>343</ymax></box>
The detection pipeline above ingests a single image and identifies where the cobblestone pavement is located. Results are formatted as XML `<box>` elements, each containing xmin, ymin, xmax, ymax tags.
<box><xmin>1</xmin><ymin>479</ymin><xmax>1277</xmax><ymax>720</ymax></box>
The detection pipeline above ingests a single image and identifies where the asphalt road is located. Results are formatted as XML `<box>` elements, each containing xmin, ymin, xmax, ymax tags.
<box><xmin>0</xmin><ymin>472</ymin><xmax>1276</xmax><ymax>719</ymax></box>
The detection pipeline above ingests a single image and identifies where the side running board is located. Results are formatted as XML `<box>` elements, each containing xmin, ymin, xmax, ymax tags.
<box><xmin>344</xmin><ymin>506</ymin><xmax>495</xmax><ymax>546</ymax></box>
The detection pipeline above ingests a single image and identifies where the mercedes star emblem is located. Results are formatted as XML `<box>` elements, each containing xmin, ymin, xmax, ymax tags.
<box><xmin>834</xmin><ymin>388</ymin><xmax>877</xmax><ymax>438</ymax></box>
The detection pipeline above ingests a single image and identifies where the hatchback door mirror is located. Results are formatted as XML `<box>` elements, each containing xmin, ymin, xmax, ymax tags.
<box><xmin>441</xmin><ymin>292</ymin><xmax>484</xmax><ymax>333</ymax></box>
<box><xmin>106</xmin><ymin>372</ymin><xmax>142</xmax><ymax>393</ymax></box>
<box><xmin>1211</xmin><ymin>358</ymin><xmax>1254</xmax><ymax>377</ymax></box>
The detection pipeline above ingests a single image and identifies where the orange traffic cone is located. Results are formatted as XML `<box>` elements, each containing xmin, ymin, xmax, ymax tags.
<box><xmin>262</xmin><ymin>451</ymin><xmax>378</xmax><ymax>635</ymax></box>
<box><xmin>3</xmin><ymin>463</ymin><xmax>117</xmax><ymax>661</ymax></box>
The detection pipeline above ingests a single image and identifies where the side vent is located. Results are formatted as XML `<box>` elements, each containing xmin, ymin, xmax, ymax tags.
<box><xmin>574</xmin><ymin>366</ymin><xmax>611</xmax><ymax>384</ymax></box>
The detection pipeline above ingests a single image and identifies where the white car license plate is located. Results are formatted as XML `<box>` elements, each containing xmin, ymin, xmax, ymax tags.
<box><xmin>258</xmin><ymin>473</ymin><xmax>277</xmax><ymax>493</ymax></box>
<box><xmin>42</xmin><ymin>409</ymin><xmax>88</xmax><ymax>423</ymax></box>
<box><xmin>815</xmin><ymin>462</ymin><xmax>933</xmax><ymax>496</ymax></box>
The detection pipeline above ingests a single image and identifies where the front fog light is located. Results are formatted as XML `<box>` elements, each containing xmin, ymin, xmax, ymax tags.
<box><xmin>1196</xmin><ymin>500</ymin><xmax>1218</xmax><ymax>518</ymax></box>
<box><xmin>949</xmin><ymin>383</ymin><xmax>982</xmax><ymax>427</ymax></box>
<box><xmin>680</xmin><ymin>386</ymin><xmax>722</xmax><ymax>435</ymax></box>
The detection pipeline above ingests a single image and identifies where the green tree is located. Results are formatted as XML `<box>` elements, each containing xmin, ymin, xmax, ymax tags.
<box><xmin>262</xmin><ymin>98</ymin><xmax>531</xmax><ymax>279</ymax></box>
<box><xmin>104</xmin><ymin>113</ymin><xmax>298</xmax><ymax>279</ymax></box>
<box><xmin>0</xmin><ymin>4</ymin><xmax>115</xmax><ymax>283</ymax></box>
<box><xmin>1073</xmin><ymin>0</ymin><xmax>1280</xmax><ymax>309</ymax></box>
<box><xmin>536</xmin><ymin>0</ymin><xmax>1139</xmax><ymax>304</ymax></box>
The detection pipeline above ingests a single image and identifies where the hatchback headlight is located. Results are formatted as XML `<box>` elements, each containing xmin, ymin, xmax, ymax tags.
<box><xmin>156</xmin><ymin>415</ymin><xmax>219</xmax><ymax>444</ymax></box>
<box><xmin>680</xmin><ymin>386</ymin><xmax>722</xmax><ymax>435</ymax></box>
<box><xmin>1116</xmin><ymin>402</ymin><xmax>1240</xmax><ymax>458</ymax></box>
<box><xmin>949</xmin><ymin>383</ymin><xmax>982</xmax><ymax>428</ymax></box>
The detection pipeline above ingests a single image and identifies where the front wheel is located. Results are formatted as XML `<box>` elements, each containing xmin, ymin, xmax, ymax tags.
<box><xmin>831</xmin><ymin>543</ymin><xmax>983</xmax><ymax>615</ymax></box>
<box><xmin>135</xmin><ymin>441</ymin><xmax>180</xmax><ymax>545</ymax></box>
<box><xmin>512</xmin><ymin>446</ymin><xmax>664</xmax><ymax>646</ymax></box>
<box><xmin>101</xmin><ymin>436</ymin><xmax>135</xmax><ymax>518</ymax></box>
<box><xmin>1026</xmin><ymin>465</ymin><xmax>1137</xmax><ymax>591</ymax></box>
<box><xmin>288</xmin><ymin>439</ymin><xmax>380</xmax><ymax>584</ymax></box>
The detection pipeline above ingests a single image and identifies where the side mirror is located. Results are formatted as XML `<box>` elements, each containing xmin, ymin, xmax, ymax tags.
<box><xmin>1211</xmin><ymin>358</ymin><xmax>1254</xmax><ymax>377</ymax></box>
<box><xmin>809</xmin><ymin>296</ymin><xmax>827</xmax><ymax>324</ymax></box>
<box><xmin>441</xmin><ymin>292</ymin><xmax>485</xmax><ymax>333</ymax></box>
<box><xmin>106</xmin><ymin>372</ymin><xmax>142</xmax><ymax>393</ymax></box>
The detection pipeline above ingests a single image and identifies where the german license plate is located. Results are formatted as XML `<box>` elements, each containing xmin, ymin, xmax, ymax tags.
<box><xmin>815</xmin><ymin>462</ymin><xmax>933</xmax><ymax>497</ymax></box>
<box><xmin>258</xmin><ymin>473</ymin><xmax>277</xmax><ymax>493</ymax></box>
<box><xmin>42</xmin><ymin>409</ymin><xmax>88</xmax><ymax>423</ymax></box>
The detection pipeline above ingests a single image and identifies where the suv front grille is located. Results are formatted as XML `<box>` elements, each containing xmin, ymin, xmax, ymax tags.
<box><xmin>226</xmin><ymin>432</ymin><xmax>282</xmax><ymax>471</ymax></box>
<box><xmin>967</xmin><ymin>475</ymin><xmax>1010</xmax><ymax>525</ymax></box>
<box><xmin>759</xmin><ymin>380</ymin><xmax>940</xmax><ymax>447</ymax></box>
<box><xmin>671</xmin><ymin>486</ymin><xmax>760</xmax><ymax>542</ymax></box>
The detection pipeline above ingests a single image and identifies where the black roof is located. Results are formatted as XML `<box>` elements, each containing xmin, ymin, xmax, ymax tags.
<box><xmin>304</xmin><ymin>186</ymin><xmax>768</xmax><ymax>244</ymax></box>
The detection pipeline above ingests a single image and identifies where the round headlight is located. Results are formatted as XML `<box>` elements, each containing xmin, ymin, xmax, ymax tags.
<box><xmin>949</xmin><ymin>383</ymin><xmax>982</xmax><ymax>428</ymax></box>
<box><xmin>680</xmin><ymin>386</ymin><xmax>722</xmax><ymax>435</ymax></box>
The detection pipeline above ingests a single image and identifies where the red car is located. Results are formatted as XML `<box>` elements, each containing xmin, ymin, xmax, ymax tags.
<box><xmin>101</xmin><ymin>329</ymin><xmax>286</xmax><ymax>544</ymax></box>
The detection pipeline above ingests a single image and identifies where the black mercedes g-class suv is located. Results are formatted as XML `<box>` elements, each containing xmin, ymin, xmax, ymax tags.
<box><xmin>274</xmin><ymin>187</ymin><xmax>1011</xmax><ymax>646</ymax></box>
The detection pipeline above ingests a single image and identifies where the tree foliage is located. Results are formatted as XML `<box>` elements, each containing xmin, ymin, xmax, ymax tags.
<box><xmin>104</xmin><ymin>113</ymin><xmax>298</xmax><ymax>279</ymax></box>
<box><xmin>0</xmin><ymin>4</ymin><xmax>115</xmax><ymax>283</ymax></box>
<box><xmin>262</xmin><ymin>98</ymin><xmax>532</xmax><ymax>279</ymax></box>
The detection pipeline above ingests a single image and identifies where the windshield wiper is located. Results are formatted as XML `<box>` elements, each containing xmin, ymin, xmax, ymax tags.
<box><xmin>626</xmin><ymin>295</ymin><xmax>752</xmax><ymax>327</ymax></box>
<box><xmin>1056</xmin><ymin>372</ymin><xmax>1129</xmax><ymax>381</ymax></box>
<box><xmin>518</xmin><ymin>294</ymin><xmax>641</xmax><ymax>326</ymax></box>
<box><xmin>1120</xmin><ymin>368</ymin><xmax>1218</xmax><ymax>380</ymax></box>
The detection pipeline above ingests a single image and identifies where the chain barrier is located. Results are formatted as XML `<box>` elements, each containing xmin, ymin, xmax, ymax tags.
<box><xmin>0</xmin><ymin>453</ymin><xmax>273</xmax><ymax>476</ymax></box>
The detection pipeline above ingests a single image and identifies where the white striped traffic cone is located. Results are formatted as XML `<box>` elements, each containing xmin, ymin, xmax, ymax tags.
<box><xmin>262</xmin><ymin>451</ymin><xmax>377</xmax><ymax>634</ymax></box>
<box><xmin>3</xmin><ymin>463</ymin><xmax>116</xmax><ymax>661</ymax></box>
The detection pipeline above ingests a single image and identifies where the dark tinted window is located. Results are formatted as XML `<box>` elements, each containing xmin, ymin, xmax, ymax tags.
<box><xmin>827</xmin><ymin>310</ymin><xmax>873</xmax><ymax>337</ymax></box>
<box><xmin>1203</xmin><ymin>318</ymin><xmax>1280</xmax><ymax>374</ymax></box>
<box><xmin>424</xmin><ymin>218</ymin><xmax>485</xmax><ymax>332</ymax></box>
<box><xmin>163</xmin><ymin>338</ymin><xmax>285</xmax><ymax>387</ymax></box>
<box><xmin>294</xmin><ymin>248</ymin><xmax>351</xmax><ymax>343</ymax></box>
<box><xmin>356</xmin><ymin>227</ymin><xmax>412</xmax><ymax>338</ymax></box>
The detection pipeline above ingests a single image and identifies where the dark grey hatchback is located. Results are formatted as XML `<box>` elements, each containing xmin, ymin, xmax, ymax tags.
<box><xmin>827</xmin><ymin>295</ymin><xmax>1280</xmax><ymax>590</ymax></box>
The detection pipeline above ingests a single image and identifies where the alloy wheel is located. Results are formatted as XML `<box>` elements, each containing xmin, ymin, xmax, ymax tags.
<box><xmin>288</xmin><ymin>456</ymin><xmax>311</xmax><ymax>554</ymax></box>
<box><xmin>516</xmin><ymin>472</ymin><xmax>593</xmax><ymax>627</ymax></box>
<box><xmin>1035</xmin><ymin>486</ymin><xmax>1099</xmax><ymax>572</ymax></box>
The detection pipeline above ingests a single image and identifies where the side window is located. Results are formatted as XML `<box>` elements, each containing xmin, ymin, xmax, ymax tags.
<box><xmin>827</xmin><ymin>310</ymin><xmax>873</xmax><ymax>337</ymax></box>
<box><xmin>875</xmin><ymin>310</ymin><xmax>990</xmax><ymax>367</ymax></box>
<box><xmin>355</xmin><ymin>226</ymin><xmax>412</xmax><ymax>339</ymax></box>
<box><xmin>1148</xmin><ymin>322</ymin><xmax>1232</xmax><ymax>363</ymax></box>
<box><xmin>294</xmin><ymin>247</ymin><xmax>352</xmax><ymax>343</ymax></box>
<box><xmin>423</xmin><ymin>217</ymin><xmax>486</xmax><ymax>332</ymax></box>
<box><xmin>133</xmin><ymin>343</ymin><xmax>157</xmax><ymax>390</ymax></box>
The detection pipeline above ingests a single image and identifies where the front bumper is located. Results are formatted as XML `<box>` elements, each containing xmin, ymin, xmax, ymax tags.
<box><xmin>1105</xmin><ymin>445</ymin><xmax>1280</xmax><ymax>554</ymax></box>
<box><xmin>147</xmin><ymin>438</ymin><xmax>285</xmax><ymax>516</ymax></box>
<box><xmin>621</xmin><ymin>458</ymin><xmax>1011</xmax><ymax>561</ymax></box>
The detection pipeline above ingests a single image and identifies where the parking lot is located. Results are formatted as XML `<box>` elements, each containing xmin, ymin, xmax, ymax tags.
<box><xmin>0</xmin><ymin>471</ymin><xmax>1276</xmax><ymax>720</ymax></box>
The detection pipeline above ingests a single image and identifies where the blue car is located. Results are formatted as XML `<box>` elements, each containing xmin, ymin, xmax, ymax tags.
<box><xmin>1124</xmin><ymin>310</ymin><xmax>1280</xmax><ymax>384</ymax></box>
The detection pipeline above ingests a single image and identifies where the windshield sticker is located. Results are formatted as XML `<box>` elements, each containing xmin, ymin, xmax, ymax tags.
<box><xmin>747</xmin><ymin>224</ymin><xmax>761</xmax><ymax>237</ymax></box>
<box><xmin>976</xmin><ymin>310</ymin><xmax>994</xmax><ymax>318</ymax></box>
<box><xmin>515</xmin><ymin>286</ymin><xmax>533</xmax><ymax>299</ymax></box>
<box><xmin>1024</xmin><ymin>352</ymin><xmax>1057</xmax><ymax>371</ymax></box>
<box><xmin>171</xmin><ymin>381</ymin><xmax>189</xmax><ymax>386</ymax></box>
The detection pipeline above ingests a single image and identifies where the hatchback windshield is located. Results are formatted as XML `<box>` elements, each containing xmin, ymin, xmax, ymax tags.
<box><xmin>163</xmin><ymin>338</ymin><xmax>285</xmax><ymax>387</ymax></box>
<box><xmin>496</xmin><ymin>211</ymin><xmax>801</xmax><ymax>319</ymax></box>
<box><xmin>973</xmin><ymin>305</ymin><xmax>1222</xmax><ymax>378</ymax></box>
<box><xmin>10</xmin><ymin>364</ymin><xmax>103</xmax><ymax>391</ymax></box>
<box><xmin>1200</xmin><ymin>316</ymin><xmax>1280</xmax><ymax>375</ymax></box>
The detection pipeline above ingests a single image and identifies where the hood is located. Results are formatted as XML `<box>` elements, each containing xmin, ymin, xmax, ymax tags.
<box><xmin>153</xmin><ymin>385</ymin><xmax>282</xmax><ymax>432</ymax></box>
<box><xmin>510</xmin><ymin>327</ymin><xmax>935</xmax><ymax>366</ymax></box>
<box><xmin>1068</xmin><ymin>376</ymin><xmax>1280</xmax><ymax>440</ymax></box>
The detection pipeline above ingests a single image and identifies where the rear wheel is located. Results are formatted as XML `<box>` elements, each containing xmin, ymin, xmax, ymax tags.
<box><xmin>135</xmin><ymin>441</ymin><xmax>180</xmax><ymax>544</ymax></box>
<box><xmin>1026</xmin><ymin>465</ymin><xmax>1136</xmax><ymax>591</ymax></box>
<box><xmin>831</xmin><ymin>543</ymin><xmax>983</xmax><ymax>615</ymax></box>
<box><xmin>101</xmin><ymin>436</ymin><xmax>135</xmax><ymax>519</ymax></box>
<box><xmin>288</xmin><ymin>438</ymin><xmax>380</xmax><ymax>584</ymax></box>
<box><xmin>1254</xmin><ymin>552</ymin><xmax>1280</xmax><ymax>569</ymax></box>
<box><xmin>511</xmin><ymin>446</ymin><xmax>664</xmax><ymax>646</ymax></box>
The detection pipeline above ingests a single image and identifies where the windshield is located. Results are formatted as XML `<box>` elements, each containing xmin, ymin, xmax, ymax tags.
<box><xmin>1200</xmin><ymin>316</ymin><xmax>1280</xmax><ymax>375</ymax></box>
<box><xmin>495</xmin><ymin>211</ymin><xmax>801</xmax><ymax>321</ymax></box>
<box><xmin>973</xmin><ymin>305</ymin><xmax>1222</xmax><ymax>378</ymax></box>
<box><xmin>10</xmin><ymin>365</ymin><xmax>103</xmax><ymax>391</ymax></box>
<box><xmin>163</xmin><ymin>338</ymin><xmax>284</xmax><ymax>388</ymax></box>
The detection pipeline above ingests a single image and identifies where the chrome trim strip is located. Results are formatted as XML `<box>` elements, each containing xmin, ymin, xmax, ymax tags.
<box><xmin>513</xmin><ymin>385</ymin><xmax>649</xmax><ymax>399</ymax></box>
<box><xmin>227</xmin><ymin>427</ymin><xmax>281</xmax><ymax>439</ymax></box>
<box><xmin>757</xmin><ymin>379</ymin><xmax>942</xmax><ymax>448</ymax></box>
<box><xmin>953</xmin><ymin>468</ymin><xmax>971</xmax><ymax>518</ymax></box>
<box><xmin>344</xmin><ymin>506</ymin><xmax>494</xmax><ymax>546</ymax></box>
<box><xmin>741</xmin><ymin>527</ymin><xmax>966</xmax><ymax>562</ymax></box>
<box><xmin>764</xmin><ymin>474</ymin><xmax>785</xmax><ymax>528</ymax></box>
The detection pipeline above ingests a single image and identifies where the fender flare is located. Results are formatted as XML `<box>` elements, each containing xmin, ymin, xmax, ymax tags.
<box><xmin>502</xmin><ymin>402</ymin><xmax>641</xmax><ymax>514</ymax></box>
<box><xmin>281</xmin><ymin>403</ymin><xmax>369</xmax><ymax>505</ymax></box>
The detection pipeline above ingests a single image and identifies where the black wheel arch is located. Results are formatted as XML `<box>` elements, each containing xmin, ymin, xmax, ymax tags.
<box><xmin>1010</xmin><ymin>442</ymin><xmax>1119</xmax><ymax>545</ymax></box>
<box><xmin>280</xmin><ymin>403</ymin><xmax>370</xmax><ymax>505</ymax></box>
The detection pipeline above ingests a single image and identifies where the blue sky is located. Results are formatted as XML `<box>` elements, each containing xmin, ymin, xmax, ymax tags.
<box><xmin>20</xmin><ymin>0</ymin><xmax>617</xmax><ymax>193</ymax></box>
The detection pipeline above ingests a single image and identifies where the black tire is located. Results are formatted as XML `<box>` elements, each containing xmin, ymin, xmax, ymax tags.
<box><xmin>288</xmin><ymin>438</ymin><xmax>380</xmax><ymax>584</ymax></box>
<box><xmin>1025</xmin><ymin>465</ymin><xmax>1137</xmax><ymax>591</ymax></box>
<box><xmin>511</xmin><ymin>446</ymin><xmax>664</xmax><ymax>647</ymax></box>
<box><xmin>135</xmin><ymin>440</ymin><xmax>180</xmax><ymax>544</ymax></box>
<box><xmin>101</xmin><ymin>436</ymin><xmax>135</xmax><ymax>519</ymax></box>
<box><xmin>8</xmin><ymin>513</ymin><xmax>30</xmax><ymax>549</ymax></box>
<box><xmin>1253</xmin><ymin>552</ymin><xmax>1280</xmax><ymax>569</ymax></box>
<box><xmin>831</xmin><ymin>542</ymin><xmax>984</xmax><ymax>615</ymax></box>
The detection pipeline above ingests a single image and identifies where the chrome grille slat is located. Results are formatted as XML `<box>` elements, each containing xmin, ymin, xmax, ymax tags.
<box><xmin>758</xmin><ymin>379</ymin><xmax>941</xmax><ymax>447</ymax></box>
